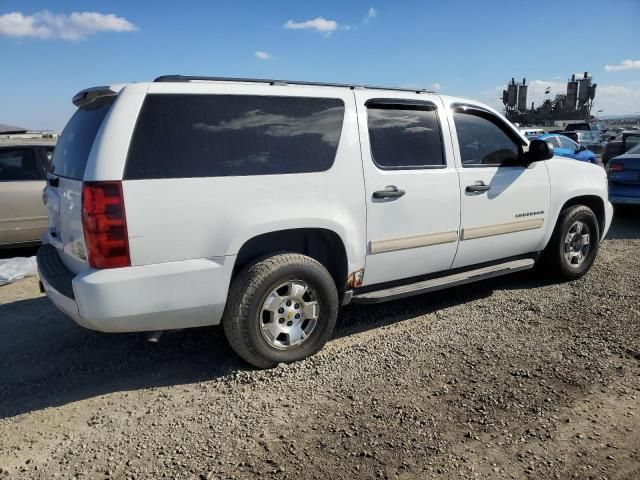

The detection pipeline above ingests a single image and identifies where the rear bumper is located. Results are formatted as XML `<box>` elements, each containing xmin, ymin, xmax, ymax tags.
<box><xmin>37</xmin><ymin>244</ymin><xmax>234</xmax><ymax>332</ymax></box>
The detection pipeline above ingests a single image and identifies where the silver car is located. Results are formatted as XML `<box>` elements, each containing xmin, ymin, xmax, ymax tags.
<box><xmin>0</xmin><ymin>140</ymin><xmax>55</xmax><ymax>247</ymax></box>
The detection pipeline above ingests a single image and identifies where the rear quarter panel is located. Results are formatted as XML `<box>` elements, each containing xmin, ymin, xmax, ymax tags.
<box><xmin>120</xmin><ymin>83</ymin><xmax>366</xmax><ymax>277</ymax></box>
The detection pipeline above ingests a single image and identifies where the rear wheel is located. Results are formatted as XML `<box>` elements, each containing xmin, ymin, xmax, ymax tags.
<box><xmin>223</xmin><ymin>253</ymin><xmax>339</xmax><ymax>369</ymax></box>
<box><xmin>542</xmin><ymin>205</ymin><xmax>600</xmax><ymax>280</ymax></box>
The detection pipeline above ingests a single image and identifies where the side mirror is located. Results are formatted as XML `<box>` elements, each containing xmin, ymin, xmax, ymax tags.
<box><xmin>609</xmin><ymin>135</ymin><xmax>616</xmax><ymax>141</ymax></box>
<box><xmin>578</xmin><ymin>145</ymin><xmax>587</xmax><ymax>152</ymax></box>
<box><xmin>524</xmin><ymin>139</ymin><xmax>554</xmax><ymax>164</ymax></box>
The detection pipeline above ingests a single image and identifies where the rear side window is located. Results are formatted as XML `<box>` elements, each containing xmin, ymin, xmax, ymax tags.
<box><xmin>125</xmin><ymin>94</ymin><xmax>345</xmax><ymax>179</ymax></box>
<box><xmin>558</xmin><ymin>136</ymin><xmax>577</xmax><ymax>150</ymax></box>
<box><xmin>43</xmin><ymin>147</ymin><xmax>54</xmax><ymax>171</ymax></box>
<box><xmin>366</xmin><ymin>103</ymin><xmax>445</xmax><ymax>169</ymax></box>
<box><xmin>0</xmin><ymin>148</ymin><xmax>40</xmax><ymax>181</ymax></box>
<box><xmin>52</xmin><ymin>98</ymin><xmax>114</xmax><ymax>179</ymax></box>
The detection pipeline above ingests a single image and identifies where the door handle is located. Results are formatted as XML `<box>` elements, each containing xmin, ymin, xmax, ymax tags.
<box><xmin>373</xmin><ymin>185</ymin><xmax>405</xmax><ymax>199</ymax></box>
<box><xmin>465</xmin><ymin>182</ymin><xmax>491</xmax><ymax>193</ymax></box>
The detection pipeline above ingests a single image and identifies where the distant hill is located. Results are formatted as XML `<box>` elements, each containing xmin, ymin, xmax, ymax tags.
<box><xmin>600</xmin><ymin>113</ymin><xmax>640</xmax><ymax>120</ymax></box>
<box><xmin>0</xmin><ymin>123</ymin><xmax>27</xmax><ymax>134</ymax></box>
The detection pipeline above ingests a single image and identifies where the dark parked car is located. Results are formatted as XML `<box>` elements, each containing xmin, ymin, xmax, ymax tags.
<box><xmin>0</xmin><ymin>141</ymin><xmax>55</xmax><ymax>247</ymax></box>
<box><xmin>607</xmin><ymin>142</ymin><xmax>640</xmax><ymax>206</ymax></box>
<box><xmin>602</xmin><ymin>131</ymin><xmax>640</xmax><ymax>165</ymax></box>
<box><xmin>564</xmin><ymin>122</ymin><xmax>607</xmax><ymax>140</ymax></box>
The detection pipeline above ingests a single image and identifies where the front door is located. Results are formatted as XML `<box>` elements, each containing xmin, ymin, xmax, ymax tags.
<box><xmin>447</xmin><ymin>104</ymin><xmax>550</xmax><ymax>269</ymax></box>
<box><xmin>355</xmin><ymin>91</ymin><xmax>461</xmax><ymax>286</ymax></box>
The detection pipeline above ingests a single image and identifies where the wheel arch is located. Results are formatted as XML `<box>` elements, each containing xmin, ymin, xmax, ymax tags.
<box><xmin>232</xmin><ymin>228</ymin><xmax>351</xmax><ymax>291</ymax></box>
<box><xmin>559</xmin><ymin>195</ymin><xmax>605</xmax><ymax>239</ymax></box>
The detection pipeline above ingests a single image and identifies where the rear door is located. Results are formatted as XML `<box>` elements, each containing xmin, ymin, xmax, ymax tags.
<box><xmin>448</xmin><ymin>104</ymin><xmax>550</xmax><ymax>268</ymax></box>
<box><xmin>354</xmin><ymin>91</ymin><xmax>460</xmax><ymax>286</ymax></box>
<box><xmin>0</xmin><ymin>147</ymin><xmax>47</xmax><ymax>245</ymax></box>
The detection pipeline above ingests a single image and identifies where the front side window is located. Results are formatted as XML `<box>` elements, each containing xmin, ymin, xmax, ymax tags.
<box><xmin>0</xmin><ymin>148</ymin><xmax>40</xmax><ymax>181</ymax></box>
<box><xmin>366</xmin><ymin>103</ymin><xmax>445</xmax><ymax>169</ymax></box>
<box><xmin>545</xmin><ymin>136</ymin><xmax>561</xmax><ymax>148</ymax></box>
<box><xmin>453</xmin><ymin>109</ymin><xmax>521</xmax><ymax>167</ymax></box>
<box><xmin>125</xmin><ymin>94</ymin><xmax>345</xmax><ymax>179</ymax></box>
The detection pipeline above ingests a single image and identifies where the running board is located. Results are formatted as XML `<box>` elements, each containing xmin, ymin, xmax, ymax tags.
<box><xmin>351</xmin><ymin>258</ymin><xmax>535</xmax><ymax>304</ymax></box>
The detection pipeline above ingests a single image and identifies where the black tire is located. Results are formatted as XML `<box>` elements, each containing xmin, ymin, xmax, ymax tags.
<box><xmin>222</xmin><ymin>253</ymin><xmax>339</xmax><ymax>369</ymax></box>
<box><xmin>542</xmin><ymin>205</ymin><xmax>600</xmax><ymax>280</ymax></box>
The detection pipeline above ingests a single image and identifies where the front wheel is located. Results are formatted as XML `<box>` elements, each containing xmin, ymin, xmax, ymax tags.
<box><xmin>223</xmin><ymin>253</ymin><xmax>339</xmax><ymax>369</ymax></box>
<box><xmin>542</xmin><ymin>205</ymin><xmax>600</xmax><ymax>280</ymax></box>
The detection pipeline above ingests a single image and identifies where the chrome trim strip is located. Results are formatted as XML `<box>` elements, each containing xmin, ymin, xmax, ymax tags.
<box><xmin>462</xmin><ymin>218</ymin><xmax>544</xmax><ymax>240</ymax></box>
<box><xmin>0</xmin><ymin>216</ymin><xmax>47</xmax><ymax>224</ymax></box>
<box><xmin>369</xmin><ymin>230</ymin><xmax>458</xmax><ymax>254</ymax></box>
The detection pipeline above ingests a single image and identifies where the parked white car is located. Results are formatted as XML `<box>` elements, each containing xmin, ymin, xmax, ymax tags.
<box><xmin>38</xmin><ymin>76</ymin><xmax>613</xmax><ymax>368</ymax></box>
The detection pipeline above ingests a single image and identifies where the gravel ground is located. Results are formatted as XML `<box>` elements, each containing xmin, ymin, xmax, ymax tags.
<box><xmin>0</xmin><ymin>210</ymin><xmax>639</xmax><ymax>479</ymax></box>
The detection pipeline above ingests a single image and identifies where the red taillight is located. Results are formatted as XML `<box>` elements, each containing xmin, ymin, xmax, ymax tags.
<box><xmin>609</xmin><ymin>161</ymin><xmax>625</xmax><ymax>172</ymax></box>
<box><xmin>82</xmin><ymin>181</ymin><xmax>130</xmax><ymax>268</ymax></box>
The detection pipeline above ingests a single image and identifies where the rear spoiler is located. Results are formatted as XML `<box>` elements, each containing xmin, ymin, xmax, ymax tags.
<box><xmin>72</xmin><ymin>86</ymin><xmax>119</xmax><ymax>107</ymax></box>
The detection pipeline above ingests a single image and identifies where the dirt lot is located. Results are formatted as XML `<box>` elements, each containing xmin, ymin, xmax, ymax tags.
<box><xmin>1</xmin><ymin>211</ymin><xmax>639</xmax><ymax>480</ymax></box>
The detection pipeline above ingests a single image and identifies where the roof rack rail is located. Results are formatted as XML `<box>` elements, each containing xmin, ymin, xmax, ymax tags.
<box><xmin>153</xmin><ymin>75</ymin><xmax>436</xmax><ymax>94</ymax></box>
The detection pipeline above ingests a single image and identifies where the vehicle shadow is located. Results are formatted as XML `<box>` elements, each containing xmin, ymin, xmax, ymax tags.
<box><xmin>606</xmin><ymin>206</ymin><xmax>640</xmax><ymax>240</ymax></box>
<box><xmin>0</xmin><ymin>270</ymin><xmax>550</xmax><ymax>420</ymax></box>
<box><xmin>0</xmin><ymin>296</ymin><xmax>245</xmax><ymax>419</ymax></box>
<box><xmin>0</xmin><ymin>245</ymin><xmax>39</xmax><ymax>259</ymax></box>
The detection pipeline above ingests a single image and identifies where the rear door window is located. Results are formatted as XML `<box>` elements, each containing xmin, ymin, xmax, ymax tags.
<box><xmin>51</xmin><ymin>98</ymin><xmax>114</xmax><ymax>179</ymax></box>
<box><xmin>125</xmin><ymin>94</ymin><xmax>345</xmax><ymax>179</ymax></box>
<box><xmin>0</xmin><ymin>148</ymin><xmax>41</xmax><ymax>181</ymax></box>
<box><xmin>366</xmin><ymin>102</ymin><xmax>445</xmax><ymax>169</ymax></box>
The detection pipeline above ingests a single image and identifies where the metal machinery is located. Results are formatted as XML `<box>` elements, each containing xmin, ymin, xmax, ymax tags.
<box><xmin>502</xmin><ymin>72</ymin><xmax>597</xmax><ymax>125</ymax></box>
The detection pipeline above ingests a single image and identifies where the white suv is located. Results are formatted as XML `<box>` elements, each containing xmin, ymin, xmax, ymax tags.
<box><xmin>38</xmin><ymin>75</ymin><xmax>613</xmax><ymax>368</ymax></box>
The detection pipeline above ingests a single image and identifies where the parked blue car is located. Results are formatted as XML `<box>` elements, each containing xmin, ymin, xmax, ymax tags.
<box><xmin>535</xmin><ymin>133</ymin><xmax>597</xmax><ymax>164</ymax></box>
<box><xmin>607</xmin><ymin>142</ymin><xmax>640</xmax><ymax>206</ymax></box>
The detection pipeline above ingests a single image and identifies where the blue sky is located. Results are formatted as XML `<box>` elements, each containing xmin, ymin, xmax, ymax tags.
<box><xmin>1</xmin><ymin>0</ymin><xmax>639</xmax><ymax>130</ymax></box>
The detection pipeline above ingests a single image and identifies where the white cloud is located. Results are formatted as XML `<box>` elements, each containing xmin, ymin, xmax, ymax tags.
<box><xmin>255</xmin><ymin>51</ymin><xmax>272</xmax><ymax>60</ymax></box>
<box><xmin>428</xmin><ymin>82</ymin><xmax>441</xmax><ymax>91</ymax></box>
<box><xmin>0</xmin><ymin>10</ymin><xmax>136</xmax><ymax>40</ymax></box>
<box><xmin>594</xmin><ymin>84</ymin><xmax>640</xmax><ymax>114</ymax></box>
<box><xmin>604</xmin><ymin>59</ymin><xmax>640</xmax><ymax>72</ymax></box>
<box><xmin>284</xmin><ymin>17</ymin><xmax>337</xmax><ymax>33</ymax></box>
<box><xmin>364</xmin><ymin>7</ymin><xmax>377</xmax><ymax>23</ymax></box>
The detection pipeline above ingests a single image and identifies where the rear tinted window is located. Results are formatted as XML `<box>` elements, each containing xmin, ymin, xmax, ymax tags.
<box><xmin>52</xmin><ymin>98</ymin><xmax>113</xmax><ymax>179</ymax></box>
<box><xmin>125</xmin><ymin>94</ymin><xmax>345</xmax><ymax>179</ymax></box>
<box><xmin>367</xmin><ymin>104</ymin><xmax>445</xmax><ymax>169</ymax></box>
